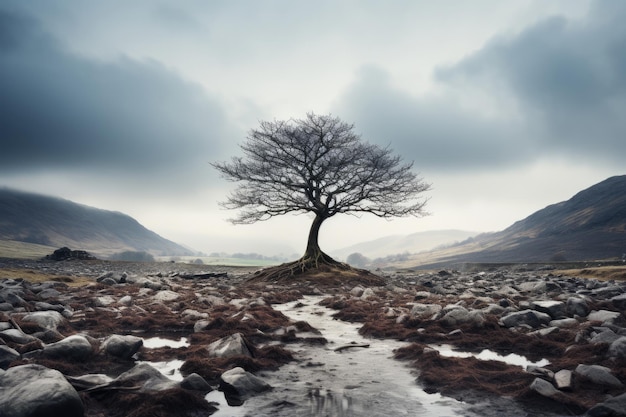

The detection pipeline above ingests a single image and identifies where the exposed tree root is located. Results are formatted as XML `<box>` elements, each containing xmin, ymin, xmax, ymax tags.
<box><xmin>245</xmin><ymin>250</ymin><xmax>386</xmax><ymax>287</ymax></box>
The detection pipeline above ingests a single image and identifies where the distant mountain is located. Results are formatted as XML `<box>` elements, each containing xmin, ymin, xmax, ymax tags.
<box><xmin>329</xmin><ymin>229</ymin><xmax>478</xmax><ymax>260</ymax></box>
<box><xmin>392</xmin><ymin>175</ymin><xmax>626</xmax><ymax>268</ymax></box>
<box><xmin>0</xmin><ymin>188</ymin><xmax>194</xmax><ymax>258</ymax></box>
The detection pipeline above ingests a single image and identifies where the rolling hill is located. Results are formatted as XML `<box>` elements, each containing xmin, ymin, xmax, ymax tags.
<box><xmin>0</xmin><ymin>188</ymin><xmax>194</xmax><ymax>258</ymax></box>
<box><xmin>392</xmin><ymin>175</ymin><xmax>626</xmax><ymax>269</ymax></box>
<box><xmin>329</xmin><ymin>229</ymin><xmax>478</xmax><ymax>260</ymax></box>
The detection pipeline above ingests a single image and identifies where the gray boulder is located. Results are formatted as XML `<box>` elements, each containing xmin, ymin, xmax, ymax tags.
<box><xmin>181</xmin><ymin>373</ymin><xmax>212</xmax><ymax>392</ymax></box>
<box><xmin>530</xmin><ymin>300</ymin><xmax>566</xmax><ymax>319</ymax></box>
<box><xmin>591</xmin><ymin>329</ymin><xmax>621</xmax><ymax>344</ymax></box>
<box><xmin>608</xmin><ymin>336</ymin><xmax>626</xmax><ymax>360</ymax></box>
<box><xmin>114</xmin><ymin>363</ymin><xmax>177</xmax><ymax>391</ymax></box>
<box><xmin>567</xmin><ymin>297</ymin><xmax>590</xmax><ymax>317</ymax></box>
<box><xmin>0</xmin><ymin>329</ymin><xmax>39</xmax><ymax>345</ymax></box>
<box><xmin>43</xmin><ymin>334</ymin><xmax>93</xmax><ymax>360</ymax></box>
<box><xmin>500</xmin><ymin>309</ymin><xmax>551</xmax><ymax>328</ymax></box>
<box><xmin>575</xmin><ymin>364</ymin><xmax>623</xmax><ymax>388</ymax></box>
<box><xmin>101</xmin><ymin>334</ymin><xmax>143</xmax><ymax>359</ymax></box>
<box><xmin>0</xmin><ymin>345</ymin><xmax>20</xmax><ymax>368</ymax></box>
<box><xmin>530</xmin><ymin>377</ymin><xmax>560</xmax><ymax>398</ymax></box>
<box><xmin>586</xmin><ymin>392</ymin><xmax>626</xmax><ymax>417</ymax></box>
<box><xmin>588</xmin><ymin>310</ymin><xmax>622</xmax><ymax>326</ymax></box>
<box><xmin>207</xmin><ymin>333</ymin><xmax>252</xmax><ymax>358</ymax></box>
<box><xmin>22</xmin><ymin>310</ymin><xmax>66</xmax><ymax>331</ymax></box>
<box><xmin>612</xmin><ymin>294</ymin><xmax>626</xmax><ymax>310</ymax></box>
<box><xmin>219</xmin><ymin>367</ymin><xmax>271</xmax><ymax>400</ymax></box>
<box><xmin>410</xmin><ymin>303</ymin><xmax>442</xmax><ymax>319</ymax></box>
<box><xmin>439</xmin><ymin>307</ymin><xmax>485</xmax><ymax>327</ymax></box>
<box><xmin>0</xmin><ymin>364</ymin><xmax>83</xmax><ymax>417</ymax></box>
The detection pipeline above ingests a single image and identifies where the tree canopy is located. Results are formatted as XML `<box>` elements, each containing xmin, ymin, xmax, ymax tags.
<box><xmin>212</xmin><ymin>113</ymin><xmax>430</xmax><ymax>279</ymax></box>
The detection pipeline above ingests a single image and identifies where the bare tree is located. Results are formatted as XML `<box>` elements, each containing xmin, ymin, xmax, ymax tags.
<box><xmin>212</xmin><ymin>113</ymin><xmax>430</xmax><ymax>278</ymax></box>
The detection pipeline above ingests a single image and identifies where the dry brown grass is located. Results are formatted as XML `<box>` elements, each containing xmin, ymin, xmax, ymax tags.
<box><xmin>554</xmin><ymin>265</ymin><xmax>626</xmax><ymax>281</ymax></box>
<box><xmin>0</xmin><ymin>267</ymin><xmax>94</xmax><ymax>287</ymax></box>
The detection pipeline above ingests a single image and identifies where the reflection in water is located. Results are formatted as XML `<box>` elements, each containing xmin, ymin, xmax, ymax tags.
<box><xmin>309</xmin><ymin>387</ymin><xmax>355</xmax><ymax>417</ymax></box>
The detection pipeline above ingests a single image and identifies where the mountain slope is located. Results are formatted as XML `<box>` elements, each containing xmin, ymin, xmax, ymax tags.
<box><xmin>0</xmin><ymin>188</ymin><xmax>193</xmax><ymax>258</ymax></box>
<box><xmin>396</xmin><ymin>175</ymin><xmax>626</xmax><ymax>268</ymax></box>
<box><xmin>330</xmin><ymin>229</ymin><xmax>478</xmax><ymax>260</ymax></box>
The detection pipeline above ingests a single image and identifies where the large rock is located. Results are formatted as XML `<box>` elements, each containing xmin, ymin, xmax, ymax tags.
<box><xmin>101</xmin><ymin>334</ymin><xmax>143</xmax><ymax>359</ymax></box>
<box><xmin>0</xmin><ymin>364</ymin><xmax>84</xmax><ymax>417</ymax></box>
<box><xmin>439</xmin><ymin>307</ymin><xmax>485</xmax><ymax>327</ymax></box>
<box><xmin>575</xmin><ymin>364</ymin><xmax>623</xmax><ymax>388</ymax></box>
<box><xmin>530</xmin><ymin>300</ymin><xmax>566</xmax><ymax>319</ymax></box>
<box><xmin>22</xmin><ymin>311</ymin><xmax>66</xmax><ymax>331</ymax></box>
<box><xmin>588</xmin><ymin>310</ymin><xmax>622</xmax><ymax>326</ymax></box>
<box><xmin>207</xmin><ymin>333</ymin><xmax>252</xmax><ymax>358</ymax></box>
<box><xmin>608</xmin><ymin>337</ymin><xmax>626</xmax><ymax>361</ymax></box>
<box><xmin>586</xmin><ymin>392</ymin><xmax>626</xmax><ymax>417</ymax></box>
<box><xmin>114</xmin><ymin>363</ymin><xmax>177</xmax><ymax>391</ymax></box>
<box><xmin>0</xmin><ymin>329</ymin><xmax>39</xmax><ymax>345</ymax></box>
<box><xmin>500</xmin><ymin>309</ymin><xmax>551</xmax><ymax>328</ymax></box>
<box><xmin>611</xmin><ymin>294</ymin><xmax>626</xmax><ymax>310</ymax></box>
<box><xmin>410</xmin><ymin>303</ymin><xmax>442</xmax><ymax>319</ymax></box>
<box><xmin>530</xmin><ymin>377</ymin><xmax>560</xmax><ymax>398</ymax></box>
<box><xmin>180</xmin><ymin>373</ymin><xmax>212</xmax><ymax>392</ymax></box>
<box><xmin>0</xmin><ymin>345</ymin><xmax>20</xmax><ymax>368</ymax></box>
<box><xmin>153</xmin><ymin>290</ymin><xmax>179</xmax><ymax>302</ymax></box>
<box><xmin>219</xmin><ymin>367</ymin><xmax>271</xmax><ymax>400</ymax></box>
<box><xmin>43</xmin><ymin>334</ymin><xmax>93</xmax><ymax>360</ymax></box>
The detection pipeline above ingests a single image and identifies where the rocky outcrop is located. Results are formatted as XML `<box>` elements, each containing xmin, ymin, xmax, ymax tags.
<box><xmin>46</xmin><ymin>247</ymin><xmax>96</xmax><ymax>261</ymax></box>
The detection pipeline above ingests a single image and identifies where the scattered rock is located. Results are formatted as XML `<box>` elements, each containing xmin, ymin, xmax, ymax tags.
<box><xmin>207</xmin><ymin>333</ymin><xmax>252</xmax><ymax>358</ymax></box>
<box><xmin>554</xmin><ymin>369</ymin><xmax>574</xmax><ymax>391</ymax></box>
<box><xmin>607</xmin><ymin>336</ymin><xmax>626</xmax><ymax>360</ymax></box>
<box><xmin>181</xmin><ymin>373</ymin><xmax>212</xmax><ymax>392</ymax></box>
<box><xmin>500</xmin><ymin>309</ymin><xmax>551</xmax><ymax>328</ymax></box>
<box><xmin>42</xmin><ymin>334</ymin><xmax>94</xmax><ymax>360</ymax></box>
<box><xmin>575</xmin><ymin>364</ymin><xmax>623</xmax><ymax>388</ymax></box>
<box><xmin>410</xmin><ymin>303</ymin><xmax>442</xmax><ymax>319</ymax></box>
<box><xmin>101</xmin><ymin>334</ymin><xmax>143</xmax><ymax>359</ymax></box>
<box><xmin>0</xmin><ymin>364</ymin><xmax>84</xmax><ymax>417</ymax></box>
<box><xmin>0</xmin><ymin>345</ymin><xmax>20</xmax><ymax>368</ymax></box>
<box><xmin>586</xmin><ymin>392</ymin><xmax>626</xmax><ymax>417</ymax></box>
<box><xmin>219</xmin><ymin>366</ymin><xmax>272</xmax><ymax>400</ymax></box>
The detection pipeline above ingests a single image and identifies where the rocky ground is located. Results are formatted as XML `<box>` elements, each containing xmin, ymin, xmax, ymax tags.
<box><xmin>1</xmin><ymin>257</ymin><xmax>625</xmax><ymax>416</ymax></box>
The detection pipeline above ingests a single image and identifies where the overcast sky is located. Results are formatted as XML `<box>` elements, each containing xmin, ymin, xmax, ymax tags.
<box><xmin>1</xmin><ymin>1</ymin><xmax>624</xmax><ymax>257</ymax></box>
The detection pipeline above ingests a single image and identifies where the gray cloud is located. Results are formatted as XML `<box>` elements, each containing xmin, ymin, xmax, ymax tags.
<box><xmin>335</xmin><ymin>1</ymin><xmax>626</xmax><ymax>172</ymax></box>
<box><xmin>334</xmin><ymin>66</ymin><xmax>532</xmax><ymax>171</ymax></box>
<box><xmin>0</xmin><ymin>7</ymin><xmax>230</xmax><ymax>189</ymax></box>
<box><xmin>435</xmin><ymin>0</ymin><xmax>626</xmax><ymax>163</ymax></box>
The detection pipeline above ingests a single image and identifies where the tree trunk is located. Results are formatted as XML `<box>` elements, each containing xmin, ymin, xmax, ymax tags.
<box><xmin>304</xmin><ymin>214</ymin><xmax>325</xmax><ymax>259</ymax></box>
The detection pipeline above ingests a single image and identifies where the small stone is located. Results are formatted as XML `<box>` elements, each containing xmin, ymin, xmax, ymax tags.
<box><xmin>530</xmin><ymin>377</ymin><xmax>559</xmax><ymax>398</ymax></box>
<box><xmin>554</xmin><ymin>369</ymin><xmax>573</xmax><ymax>391</ymax></box>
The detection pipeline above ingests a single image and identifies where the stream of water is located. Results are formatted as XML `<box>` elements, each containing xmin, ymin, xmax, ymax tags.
<box><xmin>208</xmin><ymin>296</ymin><xmax>468</xmax><ymax>417</ymax></box>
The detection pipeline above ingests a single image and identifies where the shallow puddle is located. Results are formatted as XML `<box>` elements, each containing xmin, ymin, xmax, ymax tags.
<box><xmin>208</xmin><ymin>296</ymin><xmax>468</xmax><ymax>417</ymax></box>
<box><xmin>431</xmin><ymin>344</ymin><xmax>550</xmax><ymax>368</ymax></box>
<box><xmin>142</xmin><ymin>336</ymin><xmax>190</xmax><ymax>349</ymax></box>
<box><xmin>139</xmin><ymin>337</ymin><xmax>189</xmax><ymax>381</ymax></box>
